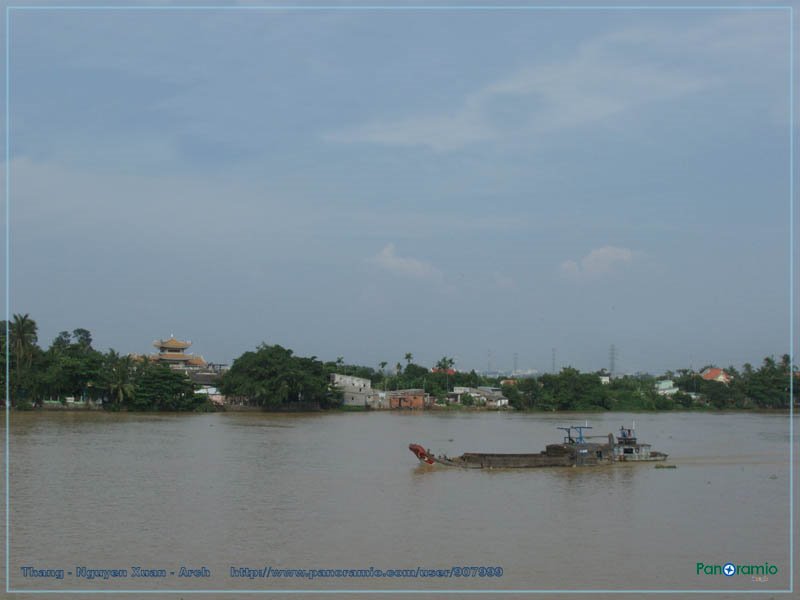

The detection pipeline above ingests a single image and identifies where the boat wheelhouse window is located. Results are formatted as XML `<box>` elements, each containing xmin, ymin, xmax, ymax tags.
<box><xmin>623</xmin><ymin>447</ymin><xmax>634</xmax><ymax>454</ymax></box>
<box><xmin>596</xmin><ymin>450</ymin><xmax>603</xmax><ymax>458</ymax></box>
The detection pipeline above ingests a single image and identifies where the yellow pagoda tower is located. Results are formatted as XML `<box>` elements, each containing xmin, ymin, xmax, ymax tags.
<box><xmin>151</xmin><ymin>336</ymin><xmax>207</xmax><ymax>370</ymax></box>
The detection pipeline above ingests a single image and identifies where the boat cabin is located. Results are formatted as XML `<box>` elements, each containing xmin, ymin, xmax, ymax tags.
<box><xmin>613</xmin><ymin>425</ymin><xmax>655</xmax><ymax>461</ymax></box>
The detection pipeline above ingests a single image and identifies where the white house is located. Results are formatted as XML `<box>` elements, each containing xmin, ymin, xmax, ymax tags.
<box><xmin>331</xmin><ymin>373</ymin><xmax>374</xmax><ymax>407</ymax></box>
<box><xmin>655</xmin><ymin>380</ymin><xmax>679</xmax><ymax>396</ymax></box>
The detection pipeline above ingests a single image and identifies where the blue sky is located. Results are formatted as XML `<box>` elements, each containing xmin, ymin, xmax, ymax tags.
<box><xmin>2</xmin><ymin>3</ymin><xmax>795</xmax><ymax>374</ymax></box>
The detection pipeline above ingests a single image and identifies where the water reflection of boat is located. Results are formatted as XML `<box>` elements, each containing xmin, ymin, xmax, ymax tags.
<box><xmin>409</xmin><ymin>424</ymin><xmax>667</xmax><ymax>469</ymax></box>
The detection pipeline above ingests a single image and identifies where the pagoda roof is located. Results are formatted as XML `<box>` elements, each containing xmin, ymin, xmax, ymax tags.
<box><xmin>187</xmin><ymin>355</ymin><xmax>208</xmax><ymax>366</ymax></box>
<box><xmin>153</xmin><ymin>337</ymin><xmax>191</xmax><ymax>350</ymax></box>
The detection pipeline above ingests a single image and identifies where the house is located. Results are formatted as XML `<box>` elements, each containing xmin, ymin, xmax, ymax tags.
<box><xmin>485</xmin><ymin>396</ymin><xmax>509</xmax><ymax>408</ymax></box>
<box><xmin>189</xmin><ymin>371</ymin><xmax>221</xmax><ymax>396</ymax></box>
<box><xmin>655</xmin><ymin>379</ymin><xmax>679</xmax><ymax>396</ymax></box>
<box><xmin>700</xmin><ymin>367</ymin><xmax>731</xmax><ymax>385</ymax></box>
<box><xmin>450</xmin><ymin>386</ymin><xmax>509</xmax><ymax>407</ymax></box>
<box><xmin>478</xmin><ymin>386</ymin><xmax>509</xmax><ymax>408</ymax></box>
<box><xmin>431</xmin><ymin>367</ymin><xmax>456</xmax><ymax>375</ymax></box>
<box><xmin>331</xmin><ymin>373</ymin><xmax>374</xmax><ymax>407</ymax></box>
<box><xmin>388</xmin><ymin>389</ymin><xmax>427</xmax><ymax>409</ymax></box>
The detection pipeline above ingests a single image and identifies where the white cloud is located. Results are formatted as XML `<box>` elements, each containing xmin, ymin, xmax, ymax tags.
<box><xmin>325</xmin><ymin>12</ymin><xmax>784</xmax><ymax>152</ymax></box>
<box><xmin>325</xmin><ymin>106</ymin><xmax>493</xmax><ymax>152</ymax></box>
<box><xmin>367</xmin><ymin>244</ymin><xmax>443</xmax><ymax>281</ymax></box>
<box><xmin>560</xmin><ymin>246</ymin><xmax>635</xmax><ymax>281</ymax></box>
<box><xmin>326</xmin><ymin>52</ymin><xmax>706</xmax><ymax>152</ymax></box>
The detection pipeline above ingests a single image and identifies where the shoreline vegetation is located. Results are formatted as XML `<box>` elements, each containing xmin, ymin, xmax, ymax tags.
<box><xmin>2</xmin><ymin>314</ymin><xmax>796</xmax><ymax>414</ymax></box>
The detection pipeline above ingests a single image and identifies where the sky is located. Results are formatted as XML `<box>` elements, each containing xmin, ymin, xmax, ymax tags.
<box><xmin>2</xmin><ymin>2</ymin><xmax>796</xmax><ymax>375</ymax></box>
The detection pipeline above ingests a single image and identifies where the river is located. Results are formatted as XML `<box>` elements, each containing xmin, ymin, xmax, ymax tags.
<box><xmin>1</xmin><ymin>410</ymin><xmax>796</xmax><ymax>599</ymax></box>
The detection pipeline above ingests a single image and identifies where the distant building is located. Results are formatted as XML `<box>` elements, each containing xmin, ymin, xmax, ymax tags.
<box><xmin>151</xmin><ymin>337</ymin><xmax>207</xmax><ymax>370</ymax></box>
<box><xmin>687</xmin><ymin>392</ymin><xmax>703</xmax><ymax>404</ymax></box>
<box><xmin>331</xmin><ymin>373</ymin><xmax>373</xmax><ymax>407</ymax></box>
<box><xmin>700</xmin><ymin>367</ymin><xmax>731</xmax><ymax>385</ymax></box>
<box><xmin>599</xmin><ymin>375</ymin><xmax>611</xmax><ymax>385</ymax></box>
<box><xmin>189</xmin><ymin>371</ymin><xmax>226</xmax><ymax>405</ymax></box>
<box><xmin>655</xmin><ymin>380</ymin><xmax>679</xmax><ymax>396</ymax></box>
<box><xmin>388</xmin><ymin>389</ymin><xmax>427</xmax><ymax>409</ymax></box>
<box><xmin>478</xmin><ymin>386</ymin><xmax>509</xmax><ymax>407</ymax></box>
<box><xmin>451</xmin><ymin>386</ymin><xmax>509</xmax><ymax>407</ymax></box>
<box><xmin>189</xmin><ymin>371</ymin><xmax>220</xmax><ymax>395</ymax></box>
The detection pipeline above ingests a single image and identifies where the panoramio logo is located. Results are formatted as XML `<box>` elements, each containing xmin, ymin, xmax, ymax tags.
<box><xmin>696</xmin><ymin>562</ymin><xmax>779</xmax><ymax>577</ymax></box>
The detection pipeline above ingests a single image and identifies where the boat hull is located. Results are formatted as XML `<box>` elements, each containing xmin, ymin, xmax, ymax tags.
<box><xmin>409</xmin><ymin>442</ymin><xmax>668</xmax><ymax>469</ymax></box>
<box><xmin>409</xmin><ymin>443</ymin><xmax>617</xmax><ymax>469</ymax></box>
<box><xmin>450</xmin><ymin>453</ymin><xmax>574</xmax><ymax>468</ymax></box>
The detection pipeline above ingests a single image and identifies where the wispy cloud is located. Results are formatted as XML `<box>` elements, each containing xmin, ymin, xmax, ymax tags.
<box><xmin>325</xmin><ymin>103</ymin><xmax>494</xmax><ymax>152</ymax></box>
<box><xmin>367</xmin><ymin>244</ymin><xmax>443</xmax><ymax>281</ymax></box>
<box><xmin>560</xmin><ymin>246</ymin><xmax>635</xmax><ymax>281</ymax></box>
<box><xmin>325</xmin><ymin>52</ymin><xmax>707</xmax><ymax>152</ymax></box>
<box><xmin>325</xmin><ymin>13</ymin><xmax>783</xmax><ymax>152</ymax></box>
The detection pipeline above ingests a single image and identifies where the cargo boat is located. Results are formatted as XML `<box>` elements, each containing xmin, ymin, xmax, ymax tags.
<box><xmin>409</xmin><ymin>424</ymin><xmax>667</xmax><ymax>469</ymax></box>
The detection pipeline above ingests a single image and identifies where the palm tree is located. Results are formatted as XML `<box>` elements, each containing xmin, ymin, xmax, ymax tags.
<box><xmin>10</xmin><ymin>313</ymin><xmax>37</xmax><ymax>371</ymax></box>
<box><xmin>106</xmin><ymin>351</ymin><xmax>135</xmax><ymax>407</ymax></box>
<box><xmin>435</xmin><ymin>356</ymin><xmax>455</xmax><ymax>372</ymax></box>
<box><xmin>435</xmin><ymin>356</ymin><xmax>456</xmax><ymax>393</ymax></box>
<box><xmin>404</xmin><ymin>352</ymin><xmax>413</xmax><ymax>366</ymax></box>
<box><xmin>379</xmin><ymin>361</ymin><xmax>388</xmax><ymax>391</ymax></box>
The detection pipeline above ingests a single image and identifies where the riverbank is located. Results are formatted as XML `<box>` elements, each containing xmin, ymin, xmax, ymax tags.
<box><xmin>7</xmin><ymin>403</ymin><xmax>794</xmax><ymax>415</ymax></box>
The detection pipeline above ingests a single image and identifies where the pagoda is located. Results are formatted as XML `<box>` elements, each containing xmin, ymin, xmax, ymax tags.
<box><xmin>151</xmin><ymin>336</ymin><xmax>207</xmax><ymax>370</ymax></box>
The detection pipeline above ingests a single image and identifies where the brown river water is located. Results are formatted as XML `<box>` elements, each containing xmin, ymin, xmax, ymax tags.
<box><xmin>0</xmin><ymin>410</ymin><xmax>796</xmax><ymax>599</ymax></box>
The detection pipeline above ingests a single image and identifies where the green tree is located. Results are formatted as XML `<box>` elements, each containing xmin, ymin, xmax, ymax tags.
<box><xmin>72</xmin><ymin>328</ymin><xmax>93</xmax><ymax>351</ymax></box>
<box><xmin>10</xmin><ymin>313</ymin><xmax>37</xmax><ymax>371</ymax></box>
<box><xmin>379</xmin><ymin>361</ymin><xmax>388</xmax><ymax>391</ymax></box>
<box><xmin>103</xmin><ymin>350</ymin><xmax>136</xmax><ymax>408</ymax></box>
<box><xmin>51</xmin><ymin>331</ymin><xmax>71</xmax><ymax>353</ymax></box>
<box><xmin>434</xmin><ymin>356</ymin><xmax>455</xmax><ymax>392</ymax></box>
<box><xmin>222</xmin><ymin>344</ymin><xmax>340</xmax><ymax>409</ymax></box>
<box><xmin>7</xmin><ymin>314</ymin><xmax>40</xmax><ymax>404</ymax></box>
<box><xmin>132</xmin><ymin>363</ymin><xmax>197</xmax><ymax>411</ymax></box>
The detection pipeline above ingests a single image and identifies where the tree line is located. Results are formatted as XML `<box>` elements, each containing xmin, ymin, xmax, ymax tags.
<box><xmin>502</xmin><ymin>356</ymin><xmax>795</xmax><ymax>411</ymax></box>
<box><xmin>0</xmin><ymin>313</ymin><xmax>795</xmax><ymax>411</ymax></box>
<box><xmin>1</xmin><ymin>314</ymin><xmax>205</xmax><ymax>411</ymax></box>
